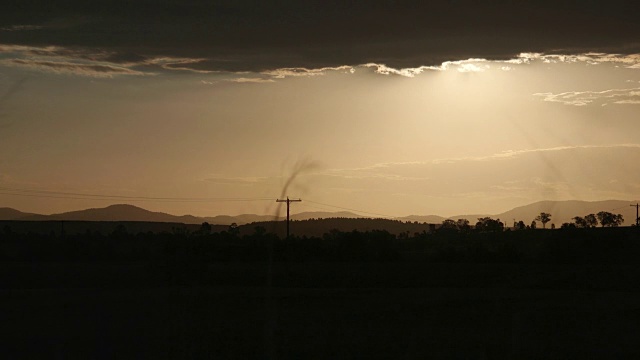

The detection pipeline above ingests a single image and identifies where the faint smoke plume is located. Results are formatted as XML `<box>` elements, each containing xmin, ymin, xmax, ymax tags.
<box><xmin>272</xmin><ymin>157</ymin><xmax>322</xmax><ymax>221</ymax></box>
<box><xmin>279</xmin><ymin>157</ymin><xmax>322</xmax><ymax>199</ymax></box>
<box><xmin>264</xmin><ymin>157</ymin><xmax>321</xmax><ymax>359</ymax></box>
<box><xmin>264</xmin><ymin>157</ymin><xmax>323</xmax><ymax>232</ymax></box>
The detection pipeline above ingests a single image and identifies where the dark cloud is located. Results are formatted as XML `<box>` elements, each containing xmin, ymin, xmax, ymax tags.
<box><xmin>1</xmin><ymin>0</ymin><xmax>639</xmax><ymax>71</ymax></box>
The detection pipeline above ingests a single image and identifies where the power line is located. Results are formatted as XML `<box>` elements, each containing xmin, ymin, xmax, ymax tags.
<box><xmin>304</xmin><ymin>199</ymin><xmax>395</xmax><ymax>218</ymax></box>
<box><xmin>297</xmin><ymin>202</ymin><xmax>344</xmax><ymax>213</ymax></box>
<box><xmin>276</xmin><ymin>197</ymin><xmax>301</xmax><ymax>239</ymax></box>
<box><xmin>632</xmin><ymin>203</ymin><xmax>639</xmax><ymax>227</ymax></box>
<box><xmin>611</xmin><ymin>205</ymin><xmax>630</xmax><ymax>211</ymax></box>
<box><xmin>3</xmin><ymin>186</ymin><xmax>393</xmax><ymax>219</ymax></box>
<box><xmin>0</xmin><ymin>187</ymin><xmax>275</xmax><ymax>203</ymax></box>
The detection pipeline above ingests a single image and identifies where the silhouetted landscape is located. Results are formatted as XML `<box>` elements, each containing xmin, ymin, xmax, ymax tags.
<box><xmin>2</xmin><ymin>199</ymin><xmax>637</xmax><ymax>227</ymax></box>
<box><xmin>2</xmin><ymin>201</ymin><xmax>640</xmax><ymax>358</ymax></box>
<box><xmin>3</xmin><ymin>0</ymin><xmax>640</xmax><ymax>358</ymax></box>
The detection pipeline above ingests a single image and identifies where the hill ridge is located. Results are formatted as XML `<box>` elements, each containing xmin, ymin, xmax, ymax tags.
<box><xmin>1</xmin><ymin>199</ymin><xmax>637</xmax><ymax>226</ymax></box>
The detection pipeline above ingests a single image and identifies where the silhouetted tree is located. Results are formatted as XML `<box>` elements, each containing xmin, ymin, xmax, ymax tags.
<box><xmin>585</xmin><ymin>214</ymin><xmax>598</xmax><ymax>228</ymax></box>
<box><xmin>199</xmin><ymin>222</ymin><xmax>212</xmax><ymax>235</ymax></box>
<box><xmin>535</xmin><ymin>212</ymin><xmax>551</xmax><ymax>229</ymax></box>
<box><xmin>530</xmin><ymin>220</ymin><xmax>537</xmax><ymax>230</ymax></box>
<box><xmin>475</xmin><ymin>217</ymin><xmax>504</xmax><ymax>232</ymax></box>
<box><xmin>572</xmin><ymin>216</ymin><xmax>587</xmax><ymax>228</ymax></box>
<box><xmin>596</xmin><ymin>211</ymin><xmax>624</xmax><ymax>227</ymax></box>
<box><xmin>111</xmin><ymin>224</ymin><xmax>128</xmax><ymax>238</ymax></box>
<box><xmin>456</xmin><ymin>218</ymin><xmax>471</xmax><ymax>232</ymax></box>
<box><xmin>440</xmin><ymin>219</ymin><xmax>458</xmax><ymax>230</ymax></box>
<box><xmin>561</xmin><ymin>222</ymin><xmax>576</xmax><ymax>229</ymax></box>
<box><xmin>171</xmin><ymin>225</ymin><xmax>190</xmax><ymax>236</ymax></box>
<box><xmin>253</xmin><ymin>226</ymin><xmax>266</xmax><ymax>236</ymax></box>
<box><xmin>228</xmin><ymin>222</ymin><xmax>240</xmax><ymax>236</ymax></box>
<box><xmin>515</xmin><ymin>220</ymin><xmax>526</xmax><ymax>230</ymax></box>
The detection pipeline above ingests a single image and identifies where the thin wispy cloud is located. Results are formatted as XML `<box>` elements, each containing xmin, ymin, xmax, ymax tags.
<box><xmin>534</xmin><ymin>87</ymin><xmax>640</xmax><ymax>106</ymax></box>
<box><xmin>613</xmin><ymin>99</ymin><xmax>640</xmax><ymax>104</ymax></box>
<box><xmin>262</xmin><ymin>66</ymin><xmax>355</xmax><ymax>79</ymax></box>
<box><xmin>143</xmin><ymin>57</ymin><xmax>213</xmax><ymax>73</ymax></box>
<box><xmin>204</xmin><ymin>176</ymin><xmax>269</xmax><ymax>185</ymax></box>
<box><xmin>227</xmin><ymin>77</ymin><xmax>275</xmax><ymax>84</ymax></box>
<box><xmin>329</xmin><ymin>144</ymin><xmax>640</xmax><ymax>175</ymax></box>
<box><xmin>319</xmin><ymin>144</ymin><xmax>640</xmax><ymax>211</ymax></box>
<box><xmin>0</xmin><ymin>44</ymin><xmax>147</xmax><ymax>77</ymax></box>
<box><xmin>0</xmin><ymin>59</ymin><xmax>146</xmax><ymax>77</ymax></box>
<box><xmin>431</xmin><ymin>144</ymin><xmax>640</xmax><ymax>163</ymax></box>
<box><xmin>0</xmin><ymin>44</ymin><xmax>219</xmax><ymax>77</ymax></box>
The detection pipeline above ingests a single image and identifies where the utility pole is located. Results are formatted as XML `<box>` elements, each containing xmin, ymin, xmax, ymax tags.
<box><xmin>632</xmin><ymin>203</ymin><xmax>640</xmax><ymax>227</ymax></box>
<box><xmin>276</xmin><ymin>197</ymin><xmax>301</xmax><ymax>239</ymax></box>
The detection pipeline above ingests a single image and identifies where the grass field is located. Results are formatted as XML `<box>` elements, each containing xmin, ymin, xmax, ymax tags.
<box><xmin>2</xmin><ymin>261</ymin><xmax>640</xmax><ymax>359</ymax></box>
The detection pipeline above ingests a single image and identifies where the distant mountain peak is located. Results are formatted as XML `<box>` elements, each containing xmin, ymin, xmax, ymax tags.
<box><xmin>104</xmin><ymin>204</ymin><xmax>145</xmax><ymax>209</ymax></box>
<box><xmin>0</xmin><ymin>207</ymin><xmax>36</xmax><ymax>220</ymax></box>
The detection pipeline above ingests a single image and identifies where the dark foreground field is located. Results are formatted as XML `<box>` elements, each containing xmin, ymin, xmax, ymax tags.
<box><xmin>2</xmin><ymin>226</ymin><xmax>640</xmax><ymax>358</ymax></box>
<box><xmin>2</xmin><ymin>262</ymin><xmax>640</xmax><ymax>359</ymax></box>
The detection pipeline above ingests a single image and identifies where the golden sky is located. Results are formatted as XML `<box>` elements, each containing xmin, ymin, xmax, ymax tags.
<box><xmin>1</xmin><ymin>50</ymin><xmax>639</xmax><ymax>217</ymax></box>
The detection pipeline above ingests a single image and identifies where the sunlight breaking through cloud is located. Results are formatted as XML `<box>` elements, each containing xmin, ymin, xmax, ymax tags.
<box><xmin>2</xmin><ymin>43</ymin><xmax>639</xmax><ymax>82</ymax></box>
<box><xmin>227</xmin><ymin>77</ymin><xmax>275</xmax><ymax>83</ymax></box>
<box><xmin>262</xmin><ymin>66</ymin><xmax>355</xmax><ymax>78</ymax></box>
<box><xmin>361</xmin><ymin>63</ymin><xmax>439</xmax><ymax>77</ymax></box>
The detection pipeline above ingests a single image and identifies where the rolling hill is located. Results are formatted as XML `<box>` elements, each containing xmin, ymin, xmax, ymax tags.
<box><xmin>20</xmin><ymin>204</ymin><xmax>205</xmax><ymax>223</ymax></box>
<box><xmin>0</xmin><ymin>207</ymin><xmax>35</xmax><ymax>220</ymax></box>
<box><xmin>1</xmin><ymin>204</ymin><xmax>363</xmax><ymax>225</ymax></box>
<box><xmin>1</xmin><ymin>200</ymin><xmax>637</xmax><ymax>227</ymax></box>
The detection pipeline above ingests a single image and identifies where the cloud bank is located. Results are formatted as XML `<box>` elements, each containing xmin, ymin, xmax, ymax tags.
<box><xmin>2</xmin><ymin>39</ymin><xmax>639</xmax><ymax>83</ymax></box>
<box><xmin>1</xmin><ymin>0</ymin><xmax>639</xmax><ymax>72</ymax></box>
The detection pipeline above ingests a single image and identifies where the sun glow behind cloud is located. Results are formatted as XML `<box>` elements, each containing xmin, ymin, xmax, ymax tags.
<box><xmin>1</xmin><ymin>45</ymin><xmax>640</xmax><ymax>216</ymax></box>
<box><xmin>2</xmin><ymin>43</ymin><xmax>639</xmax><ymax>84</ymax></box>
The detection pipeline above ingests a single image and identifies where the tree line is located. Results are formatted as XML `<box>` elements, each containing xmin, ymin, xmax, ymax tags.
<box><xmin>437</xmin><ymin>210</ymin><xmax>627</xmax><ymax>233</ymax></box>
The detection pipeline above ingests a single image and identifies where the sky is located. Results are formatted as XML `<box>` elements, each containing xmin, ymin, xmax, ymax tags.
<box><xmin>1</xmin><ymin>1</ymin><xmax>640</xmax><ymax>218</ymax></box>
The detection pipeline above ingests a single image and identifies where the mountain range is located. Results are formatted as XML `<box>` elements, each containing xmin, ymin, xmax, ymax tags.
<box><xmin>397</xmin><ymin>200</ymin><xmax>638</xmax><ymax>227</ymax></box>
<box><xmin>1</xmin><ymin>200</ymin><xmax>638</xmax><ymax>226</ymax></box>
